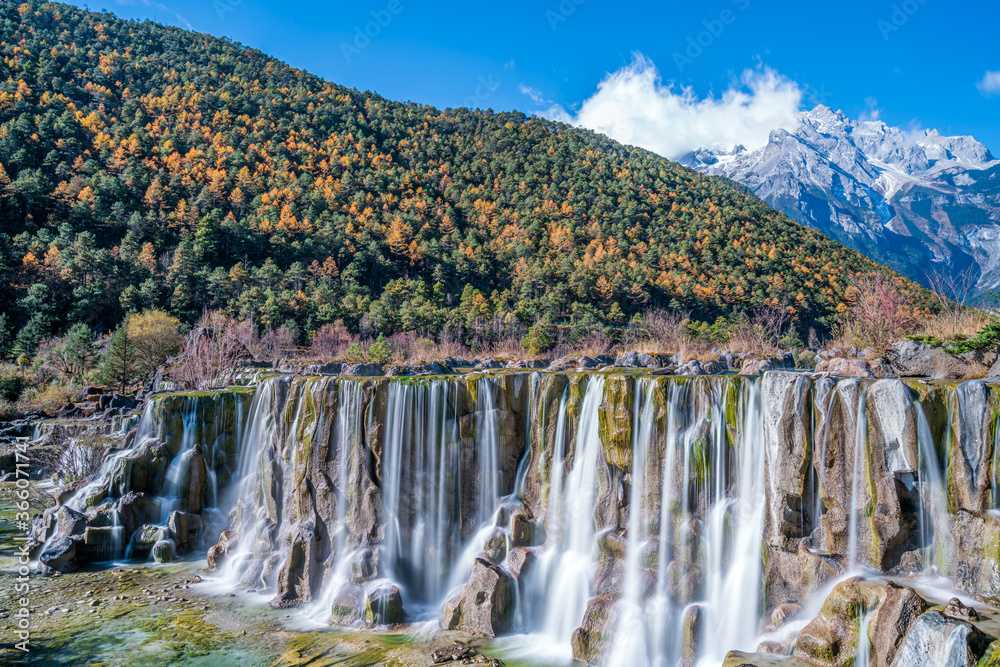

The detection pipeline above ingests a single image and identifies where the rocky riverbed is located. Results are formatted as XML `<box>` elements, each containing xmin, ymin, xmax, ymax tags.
<box><xmin>1</xmin><ymin>489</ymin><xmax>520</xmax><ymax>666</ymax></box>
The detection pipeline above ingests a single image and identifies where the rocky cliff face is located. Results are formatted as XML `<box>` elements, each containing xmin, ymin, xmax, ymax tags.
<box><xmin>32</xmin><ymin>370</ymin><xmax>1000</xmax><ymax>666</ymax></box>
<box><xmin>682</xmin><ymin>105</ymin><xmax>1000</xmax><ymax>292</ymax></box>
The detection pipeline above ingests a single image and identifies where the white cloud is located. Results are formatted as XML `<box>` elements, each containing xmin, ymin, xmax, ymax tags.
<box><xmin>859</xmin><ymin>96</ymin><xmax>882</xmax><ymax>121</ymax></box>
<box><xmin>544</xmin><ymin>54</ymin><xmax>803</xmax><ymax>160</ymax></box>
<box><xmin>977</xmin><ymin>71</ymin><xmax>1000</xmax><ymax>96</ymax></box>
<box><xmin>518</xmin><ymin>85</ymin><xmax>548</xmax><ymax>105</ymax></box>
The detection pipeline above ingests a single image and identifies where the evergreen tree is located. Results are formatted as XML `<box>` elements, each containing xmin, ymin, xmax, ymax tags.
<box><xmin>100</xmin><ymin>322</ymin><xmax>139</xmax><ymax>393</ymax></box>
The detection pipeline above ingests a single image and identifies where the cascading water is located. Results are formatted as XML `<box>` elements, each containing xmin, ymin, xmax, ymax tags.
<box><xmin>856</xmin><ymin>608</ymin><xmax>875</xmax><ymax>667</ymax></box>
<box><xmin>539</xmin><ymin>374</ymin><xmax>606</xmax><ymax>647</ymax></box>
<box><xmin>381</xmin><ymin>379</ymin><xmax>459</xmax><ymax>608</ymax></box>
<box><xmin>600</xmin><ymin>376</ymin><xmax>766</xmax><ymax>667</ymax></box>
<box><xmin>605</xmin><ymin>378</ymin><xmax>656</xmax><ymax>667</ymax></box>
<box><xmin>915</xmin><ymin>401</ymin><xmax>952</xmax><ymax>573</ymax></box>
<box><xmin>847</xmin><ymin>384</ymin><xmax>870</xmax><ymax>571</ymax></box>
<box><xmin>46</xmin><ymin>367</ymin><xmax>1000</xmax><ymax>667</ymax></box>
<box><xmin>476</xmin><ymin>377</ymin><xmax>500</xmax><ymax>524</ymax></box>
<box><xmin>40</xmin><ymin>387</ymin><xmax>253</xmax><ymax>566</ymax></box>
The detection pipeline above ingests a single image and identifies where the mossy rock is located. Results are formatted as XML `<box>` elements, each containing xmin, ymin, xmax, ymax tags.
<box><xmin>599</xmin><ymin>375</ymin><xmax>634</xmax><ymax>470</ymax></box>
<box><xmin>364</xmin><ymin>582</ymin><xmax>403</xmax><ymax>625</ymax></box>
<box><xmin>792</xmin><ymin>577</ymin><xmax>885</xmax><ymax>667</ymax></box>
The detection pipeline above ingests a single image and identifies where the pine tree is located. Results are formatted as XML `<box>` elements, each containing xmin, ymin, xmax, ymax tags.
<box><xmin>101</xmin><ymin>322</ymin><xmax>139</xmax><ymax>393</ymax></box>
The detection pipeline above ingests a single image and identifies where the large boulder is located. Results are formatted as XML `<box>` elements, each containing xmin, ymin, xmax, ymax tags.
<box><xmin>741</xmin><ymin>355</ymin><xmax>793</xmax><ymax>375</ymax></box>
<box><xmin>792</xmin><ymin>577</ymin><xmax>885</xmax><ymax>667</ymax></box>
<box><xmin>509</xmin><ymin>507</ymin><xmax>545</xmax><ymax>547</ymax></box>
<box><xmin>439</xmin><ymin>557</ymin><xmax>513</xmax><ymax>637</ymax></box>
<box><xmin>870</xmin><ymin>582</ymin><xmax>929</xmax><ymax>667</ymax></box>
<box><xmin>342</xmin><ymin>363</ymin><xmax>385</xmax><ymax>377</ymax></box>
<box><xmin>273</xmin><ymin>521</ymin><xmax>323</xmax><ymax>605</ymax></box>
<box><xmin>303</xmin><ymin>362</ymin><xmax>343</xmax><ymax>375</ymax></box>
<box><xmin>506</xmin><ymin>358</ymin><xmax>548</xmax><ymax>369</ymax></box>
<box><xmin>151</xmin><ymin>539</ymin><xmax>175</xmax><ymax>563</ymax></box>
<box><xmin>887</xmin><ymin>341</ymin><xmax>977</xmax><ymax>379</ymax></box>
<box><xmin>364</xmin><ymin>580</ymin><xmax>403</xmax><ymax>625</ymax></box>
<box><xmin>615</xmin><ymin>351</ymin><xmax>672</xmax><ymax>369</ymax></box>
<box><xmin>207</xmin><ymin>529</ymin><xmax>238</xmax><ymax>571</ymax></box>
<box><xmin>166</xmin><ymin>511</ymin><xmax>203</xmax><ymax>554</ymax></box>
<box><xmin>411</xmin><ymin>361</ymin><xmax>452</xmax><ymax>375</ymax></box>
<box><xmin>38</xmin><ymin>536</ymin><xmax>78</xmax><ymax>572</ymax></box>
<box><xmin>180</xmin><ymin>445</ymin><xmax>208</xmax><ymax>512</ymax></box>
<box><xmin>681</xmin><ymin>604</ymin><xmax>704</xmax><ymax>667</ymax></box>
<box><xmin>953</xmin><ymin>510</ymin><xmax>1000</xmax><ymax>605</ymax></box>
<box><xmin>52</xmin><ymin>505</ymin><xmax>88</xmax><ymax>538</ymax></box>
<box><xmin>889</xmin><ymin>610</ymin><xmax>992</xmax><ymax>667</ymax></box>
<box><xmin>677</xmin><ymin>360</ymin><xmax>707</xmax><ymax>376</ymax></box>
<box><xmin>570</xmin><ymin>594</ymin><xmax>619</xmax><ymax>665</ymax></box>
<box><xmin>762</xmin><ymin>371</ymin><xmax>815</xmax><ymax>547</ymax></box>
<box><xmin>947</xmin><ymin>381</ymin><xmax>995</xmax><ymax>513</ymax></box>
<box><xmin>815</xmin><ymin>357</ymin><xmax>878</xmax><ymax>379</ymax></box>
<box><xmin>330</xmin><ymin>584</ymin><xmax>365</xmax><ymax>625</ymax></box>
<box><xmin>117</xmin><ymin>491</ymin><xmax>157</xmax><ymax>541</ymax></box>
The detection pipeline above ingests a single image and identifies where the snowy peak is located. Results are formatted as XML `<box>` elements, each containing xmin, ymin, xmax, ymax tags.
<box><xmin>684</xmin><ymin>105</ymin><xmax>996</xmax><ymax>181</ymax></box>
<box><xmin>681</xmin><ymin>105</ymin><xmax>1000</xmax><ymax>293</ymax></box>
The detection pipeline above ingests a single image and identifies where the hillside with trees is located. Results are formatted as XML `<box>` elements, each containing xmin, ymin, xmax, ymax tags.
<box><xmin>0</xmin><ymin>1</ymin><xmax>928</xmax><ymax>364</ymax></box>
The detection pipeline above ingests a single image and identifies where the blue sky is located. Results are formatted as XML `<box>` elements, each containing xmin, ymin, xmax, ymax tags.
<box><xmin>68</xmin><ymin>0</ymin><xmax>1000</xmax><ymax>155</ymax></box>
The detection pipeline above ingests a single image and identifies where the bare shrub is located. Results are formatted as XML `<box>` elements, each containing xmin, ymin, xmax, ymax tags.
<box><xmin>572</xmin><ymin>331</ymin><xmax>613</xmax><ymax>358</ymax></box>
<box><xmin>917</xmin><ymin>309</ymin><xmax>989</xmax><ymax>344</ymax></box>
<box><xmin>729</xmin><ymin>305</ymin><xmax>792</xmax><ymax>356</ymax></box>
<box><xmin>485</xmin><ymin>336</ymin><xmax>529</xmax><ymax>361</ymax></box>
<box><xmin>639</xmin><ymin>309</ymin><xmax>691</xmax><ymax>352</ymax></box>
<box><xmin>56</xmin><ymin>435</ymin><xmax>112</xmax><ymax>484</ymax></box>
<box><xmin>839</xmin><ymin>273</ymin><xmax>919</xmax><ymax>352</ymax></box>
<box><xmin>18</xmin><ymin>383</ymin><xmax>80</xmax><ymax>415</ymax></box>
<box><xmin>920</xmin><ymin>266</ymin><xmax>987</xmax><ymax>342</ymax></box>
<box><xmin>962</xmin><ymin>360</ymin><xmax>989</xmax><ymax>380</ymax></box>
<box><xmin>435</xmin><ymin>338</ymin><xmax>471</xmax><ymax>360</ymax></box>
<box><xmin>309</xmin><ymin>320</ymin><xmax>356</xmax><ymax>360</ymax></box>
<box><xmin>171</xmin><ymin>312</ymin><xmax>253</xmax><ymax>390</ymax></box>
<box><xmin>382</xmin><ymin>334</ymin><xmax>474</xmax><ymax>365</ymax></box>
<box><xmin>254</xmin><ymin>326</ymin><xmax>298</xmax><ymax>360</ymax></box>
<box><xmin>926</xmin><ymin>265</ymin><xmax>978</xmax><ymax>313</ymax></box>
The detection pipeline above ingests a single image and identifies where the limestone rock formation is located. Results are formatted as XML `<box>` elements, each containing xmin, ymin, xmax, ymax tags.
<box><xmin>439</xmin><ymin>557</ymin><xmax>513</xmax><ymax>637</ymax></box>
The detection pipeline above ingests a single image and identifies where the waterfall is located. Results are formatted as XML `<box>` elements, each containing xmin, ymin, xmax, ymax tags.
<box><xmin>476</xmin><ymin>377</ymin><xmax>501</xmax><ymax>525</ymax></box>
<box><xmin>915</xmin><ymin>402</ymin><xmax>952</xmax><ymax>573</ymax></box>
<box><xmin>855</xmin><ymin>608</ymin><xmax>875</xmax><ymax>667</ymax></box>
<box><xmin>540</xmin><ymin>374</ymin><xmax>606</xmax><ymax>646</ymax></box>
<box><xmin>702</xmin><ymin>377</ymin><xmax>766</xmax><ymax>660</ymax></box>
<box><xmin>606</xmin><ymin>377</ymin><xmax>656</xmax><ymax>667</ymax></box>
<box><xmin>601</xmin><ymin>377</ymin><xmax>766</xmax><ymax>667</ymax></box>
<box><xmin>847</xmin><ymin>384</ymin><xmax>870</xmax><ymax>571</ymax></box>
<box><xmin>49</xmin><ymin>367</ymin><xmax>1000</xmax><ymax>666</ymax></box>
<box><xmin>812</xmin><ymin>380</ymin><xmax>837</xmax><ymax>551</ymax></box>
<box><xmin>380</xmin><ymin>376</ymin><xmax>504</xmax><ymax>614</ymax></box>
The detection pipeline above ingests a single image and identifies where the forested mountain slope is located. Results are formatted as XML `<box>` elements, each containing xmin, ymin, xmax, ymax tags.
<box><xmin>0</xmin><ymin>1</ymin><xmax>910</xmax><ymax>351</ymax></box>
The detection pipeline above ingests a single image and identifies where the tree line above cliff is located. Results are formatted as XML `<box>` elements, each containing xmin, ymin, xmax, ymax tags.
<box><xmin>0</xmin><ymin>1</ymin><xmax>927</xmax><ymax>358</ymax></box>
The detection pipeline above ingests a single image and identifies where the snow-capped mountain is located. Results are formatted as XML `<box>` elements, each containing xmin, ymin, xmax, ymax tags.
<box><xmin>680</xmin><ymin>105</ymin><xmax>1000</xmax><ymax>293</ymax></box>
